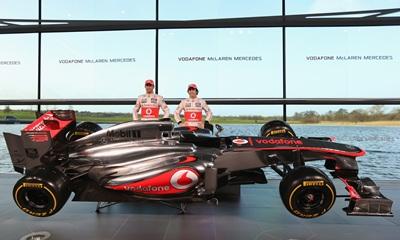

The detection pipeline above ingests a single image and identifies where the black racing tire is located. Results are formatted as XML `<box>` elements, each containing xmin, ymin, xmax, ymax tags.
<box><xmin>76</xmin><ymin>121</ymin><xmax>102</xmax><ymax>132</ymax></box>
<box><xmin>66</xmin><ymin>121</ymin><xmax>102</xmax><ymax>142</ymax></box>
<box><xmin>260</xmin><ymin>120</ymin><xmax>296</xmax><ymax>137</ymax></box>
<box><xmin>13</xmin><ymin>166</ymin><xmax>71</xmax><ymax>217</ymax></box>
<box><xmin>279</xmin><ymin>166</ymin><xmax>336</xmax><ymax>218</ymax></box>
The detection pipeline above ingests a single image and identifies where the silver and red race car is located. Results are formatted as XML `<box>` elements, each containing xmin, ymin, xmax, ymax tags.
<box><xmin>3</xmin><ymin>110</ymin><xmax>393</xmax><ymax>218</ymax></box>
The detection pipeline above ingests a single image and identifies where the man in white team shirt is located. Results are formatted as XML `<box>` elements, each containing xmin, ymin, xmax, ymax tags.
<box><xmin>174</xmin><ymin>83</ymin><xmax>212</xmax><ymax>128</ymax></box>
<box><xmin>133</xmin><ymin>79</ymin><xmax>170</xmax><ymax>120</ymax></box>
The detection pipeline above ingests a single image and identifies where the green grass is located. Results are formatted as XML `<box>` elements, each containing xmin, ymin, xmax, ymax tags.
<box><xmin>0</xmin><ymin>110</ymin><xmax>36</xmax><ymax>120</ymax></box>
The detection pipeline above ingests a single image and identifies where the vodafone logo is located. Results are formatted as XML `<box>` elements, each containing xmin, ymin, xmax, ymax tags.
<box><xmin>145</xmin><ymin>108</ymin><xmax>153</xmax><ymax>115</ymax></box>
<box><xmin>232</xmin><ymin>138</ymin><xmax>249</xmax><ymax>145</ymax></box>
<box><xmin>170</xmin><ymin>169</ymin><xmax>198</xmax><ymax>190</ymax></box>
<box><xmin>190</xmin><ymin>112</ymin><xmax>197</xmax><ymax>119</ymax></box>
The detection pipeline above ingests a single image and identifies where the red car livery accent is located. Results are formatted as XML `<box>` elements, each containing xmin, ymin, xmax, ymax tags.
<box><xmin>235</xmin><ymin>146</ymin><xmax>365</xmax><ymax>157</ymax></box>
<box><xmin>107</xmin><ymin>167</ymin><xmax>199</xmax><ymax>195</ymax></box>
<box><xmin>23</xmin><ymin>111</ymin><xmax>75</xmax><ymax>139</ymax></box>
<box><xmin>184</xmin><ymin>111</ymin><xmax>202</xmax><ymax>122</ymax></box>
<box><xmin>141</xmin><ymin>107</ymin><xmax>160</xmax><ymax>119</ymax></box>
<box><xmin>24</xmin><ymin>131</ymin><xmax>50</xmax><ymax>143</ymax></box>
<box><xmin>339</xmin><ymin>177</ymin><xmax>361</xmax><ymax>199</ymax></box>
<box><xmin>179</xmin><ymin>156</ymin><xmax>197</xmax><ymax>164</ymax></box>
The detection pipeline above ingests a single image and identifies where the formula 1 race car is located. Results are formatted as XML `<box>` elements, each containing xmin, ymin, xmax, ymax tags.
<box><xmin>3</xmin><ymin>110</ymin><xmax>393</xmax><ymax>218</ymax></box>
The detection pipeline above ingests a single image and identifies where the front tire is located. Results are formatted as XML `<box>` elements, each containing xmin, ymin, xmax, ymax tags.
<box><xmin>279</xmin><ymin>166</ymin><xmax>336</xmax><ymax>218</ymax></box>
<box><xmin>13</xmin><ymin>167</ymin><xmax>71</xmax><ymax>217</ymax></box>
<box><xmin>260</xmin><ymin>120</ymin><xmax>296</xmax><ymax>137</ymax></box>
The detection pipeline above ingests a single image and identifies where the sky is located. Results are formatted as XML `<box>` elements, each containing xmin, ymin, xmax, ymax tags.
<box><xmin>0</xmin><ymin>0</ymin><xmax>400</xmax><ymax>116</ymax></box>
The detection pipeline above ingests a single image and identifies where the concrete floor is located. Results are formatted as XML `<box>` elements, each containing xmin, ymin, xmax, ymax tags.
<box><xmin>0</xmin><ymin>173</ymin><xmax>399</xmax><ymax>240</ymax></box>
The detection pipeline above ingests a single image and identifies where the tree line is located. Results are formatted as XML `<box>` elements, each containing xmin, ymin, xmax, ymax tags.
<box><xmin>290</xmin><ymin>105</ymin><xmax>400</xmax><ymax>123</ymax></box>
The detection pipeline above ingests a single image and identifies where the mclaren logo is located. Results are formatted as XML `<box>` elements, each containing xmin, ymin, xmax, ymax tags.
<box><xmin>106</xmin><ymin>129</ymin><xmax>141</xmax><ymax>138</ymax></box>
<box><xmin>170</xmin><ymin>170</ymin><xmax>198</xmax><ymax>190</ymax></box>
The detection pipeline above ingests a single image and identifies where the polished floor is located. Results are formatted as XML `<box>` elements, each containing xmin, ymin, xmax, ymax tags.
<box><xmin>0</xmin><ymin>173</ymin><xmax>399</xmax><ymax>240</ymax></box>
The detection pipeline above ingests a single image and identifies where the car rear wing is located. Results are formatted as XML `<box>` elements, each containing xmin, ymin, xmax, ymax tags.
<box><xmin>3</xmin><ymin>110</ymin><xmax>76</xmax><ymax>174</ymax></box>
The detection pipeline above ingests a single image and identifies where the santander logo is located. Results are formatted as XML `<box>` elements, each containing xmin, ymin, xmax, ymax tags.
<box><xmin>170</xmin><ymin>169</ymin><xmax>198</xmax><ymax>190</ymax></box>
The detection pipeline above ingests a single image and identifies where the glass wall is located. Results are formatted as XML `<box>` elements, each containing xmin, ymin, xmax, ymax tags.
<box><xmin>41</xmin><ymin>30</ymin><xmax>155</xmax><ymax>100</ymax></box>
<box><xmin>1</xmin><ymin>0</ymin><xmax>400</xmax><ymax>180</ymax></box>
<box><xmin>0</xmin><ymin>0</ymin><xmax>398</xmax><ymax>117</ymax></box>
<box><xmin>0</xmin><ymin>0</ymin><xmax>38</xmax><ymax>19</ymax></box>
<box><xmin>286</xmin><ymin>104</ymin><xmax>400</xmax><ymax>179</ymax></box>
<box><xmin>209</xmin><ymin>105</ymin><xmax>283</xmax><ymax>117</ymax></box>
<box><xmin>286</xmin><ymin>26</ymin><xmax>400</xmax><ymax>98</ymax></box>
<box><xmin>0</xmin><ymin>0</ymin><xmax>38</xmax><ymax>112</ymax></box>
<box><xmin>42</xmin><ymin>0</ymin><xmax>155</xmax><ymax>20</ymax></box>
<box><xmin>287</xmin><ymin>105</ymin><xmax>400</xmax><ymax>123</ymax></box>
<box><xmin>159</xmin><ymin>28</ymin><xmax>282</xmax><ymax>98</ymax></box>
<box><xmin>286</xmin><ymin>0</ymin><xmax>400</xmax><ymax>15</ymax></box>
<box><xmin>0</xmin><ymin>34</ymin><xmax>38</xmax><ymax>100</ymax></box>
<box><xmin>159</xmin><ymin>0</ymin><xmax>281</xmax><ymax>20</ymax></box>
<box><xmin>46</xmin><ymin>105</ymin><xmax>283</xmax><ymax>122</ymax></box>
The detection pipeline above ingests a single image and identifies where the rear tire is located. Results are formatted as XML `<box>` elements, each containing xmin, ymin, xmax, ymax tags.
<box><xmin>279</xmin><ymin>166</ymin><xmax>336</xmax><ymax>218</ymax></box>
<box><xmin>260</xmin><ymin>120</ymin><xmax>296</xmax><ymax>137</ymax></box>
<box><xmin>13</xmin><ymin>166</ymin><xmax>71</xmax><ymax>217</ymax></box>
<box><xmin>66</xmin><ymin>121</ymin><xmax>102</xmax><ymax>141</ymax></box>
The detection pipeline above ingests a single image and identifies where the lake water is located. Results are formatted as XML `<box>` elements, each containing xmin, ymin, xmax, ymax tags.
<box><xmin>1</xmin><ymin>124</ymin><xmax>400</xmax><ymax>180</ymax></box>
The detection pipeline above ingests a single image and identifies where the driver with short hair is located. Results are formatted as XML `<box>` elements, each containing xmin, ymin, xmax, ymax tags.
<box><xmin>174</xmin><ymin>83</ymin><xmax>212</xmax><ymax>128</ymax></box>
<box><xmin>133</xmin><ymin>79</ymin><xmax>169</xmax><ymax>120</ymax></box>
